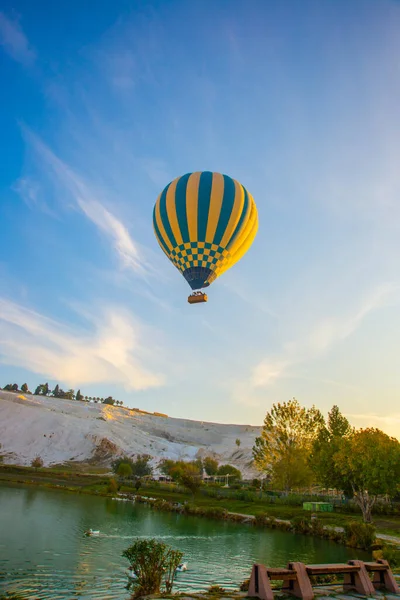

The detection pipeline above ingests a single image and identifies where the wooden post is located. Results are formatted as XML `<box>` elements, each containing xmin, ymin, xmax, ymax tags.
<box><xmin>248</xmin><ymin>564</ymin><xmax>274</xmax><ymax>600</ymax></box>
<box><xmin>284</xmin><ymin>562</ymin><xmax>314</xmax><ymax>600</ymax></box>
<box><xmin>371</xmin><ymin>560</ymin><xmax>400</xmax><ymax>594</ymax></box>
<box><xmin>344</xmin><ymin>560</ymin><xmax>374</xmax><ymax>596</ymax></box>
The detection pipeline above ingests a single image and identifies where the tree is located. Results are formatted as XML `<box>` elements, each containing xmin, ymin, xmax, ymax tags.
<box><xmin>52</xmin><ymin>384</ymin><xmax>60</xmax><ymax>397</ymax></box>
<box><xmin>42</xmin><ymin>383</ymin><xmax>49</xmax><ymax>396</ymax></box>
<box><xmin>31</xmin><ymin>456</ymin><xmax>43</xmax><ymax>469</ymax></box>
<box><xmin>65</xmin><ymin>389</ymin><xmax>75</xmax><ymax>400</ymax></box>
<box><xmin>311</xmin><ymin>405</ymin><xmax>352</xmax><ymax>491</ymax></box>
<box><xmin>103</xmin><ymin>396</ymin><xmax>115</xmax><ymax>405</ymax></box>
<box><xmin>117</xmin><ymin>462</ymin><xmax>133</xmax><ymax>479</ymax></box>
<box><xmin>235</xmin><ymin>438</ymin><xmax>241</xmax><ymax>448</ymax></box>
<box><xmin>131</xmin><ymin>454</ymin><xmax>153</xmax><ymax>478</ymax></box>
<box><xmin>253</xmin><ymin>398</ymin><xmax>324</xmax><ymax>491</ymax></box>
<box><xmin>12</xmin><ymin>383</ymin><xmax>18</xmax><ymax>392</ymax></box>
<box><xmin>34</xmin><ymin>384</ymin><xmax>44</xmax><ymax>395</ymax></box>
<box><xmin>122</xmin><ymin>539</ymin><xmax>183</xmax><ymax>597</ymax></box>
<box><xmin>178</xmin><ymin>463</ymin><xmax>203</xmax><ymax>496</ymax></box>
<box><xmin>21</xmin><ymin>383</ymin><xmax>28</xmax><ymax>393</ymax></box>
<box><xmin>76</xmin><ymin>389</ymin><xmax>83</xmax><ymax>402</ymax></box>
<box><xmin>159</xmin><ymin>459</ymin><xmax>176</xmax><ymax>478</ymax></box>
<box><xmin>270</xmin><ymin>446</ymin><xmax>313</xmax><ymax>491</ymax></box>
<box><xmin>217</xmin><ymin>464</ymin><xmax>242</xmax><ymax>480</ymax></box>
<box><xmin>334</xmin><ymin>428</ymin><xmax>400</xmax><ymax>523</ymax></box>
<box><xmin>204</xmin><ymin>457</ymin><xmax>219</xmax><ymax>476</ymax></box>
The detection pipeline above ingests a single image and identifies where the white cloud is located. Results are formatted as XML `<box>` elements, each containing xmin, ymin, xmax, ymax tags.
<box><xmin>249</xmin><ymin>282</ymin><xmax>400</xmax><ymax>389</ymax></box>
<box><xmin>0</xmin><ymin>297</ymin><xmax>164</xmax><ymax>391</ymax></box>
<box><xmin>18</xmin><ymin>126</ymin><xmax>149</xmax><ymax>276</ymax></box>
<box><xmin>0</xmin><ymin>12</ymin><xmax>35</xmax><ymax>65</ymax></box>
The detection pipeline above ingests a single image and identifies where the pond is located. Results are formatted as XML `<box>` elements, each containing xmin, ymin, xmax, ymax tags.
<box><xmin>0</xmin><ymin>484</ymin><xmax>369</xmax><ymax>599</ymax></box>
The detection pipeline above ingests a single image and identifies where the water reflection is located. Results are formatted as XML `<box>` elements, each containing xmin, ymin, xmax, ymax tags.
<box><xmin>0</xmin><ymin>484</ymin><xmax>369</xmax><ymax>599</ymax></box>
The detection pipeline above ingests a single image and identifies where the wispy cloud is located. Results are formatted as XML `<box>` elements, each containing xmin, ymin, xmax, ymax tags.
<box><xmin>18</xmin><ymin>126</ymin><xmax>149</xmax><ymax>277</ymax></box>
<box><xmin>0</xmin><ymin>12</ymin><xmax>35</xmax><ymax>66</ymax></box>
<box><xmin>251</xmin><ymin>282</ymin><xmax>400</xmax><ymax>389</ymax></box>
<box><xmin>0</xmin><ymin>297</ymin><xmax>164</xmax><ymax>390</ymax></box>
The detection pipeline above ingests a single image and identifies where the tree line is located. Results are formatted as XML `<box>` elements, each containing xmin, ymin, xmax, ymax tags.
<box><xmin>1</xmin><ymin>382</ymin><xmax>123</xmax><ymax>406</ymax></box>
<box><xmin>111</xmin><ymin>455</ymin><xmax>242</xmax><ymax>496</ymax></box>
<box><xmin>253</xmin><ymin>398</ymin><xmax>400</xmax><ymax>523</ymax></box>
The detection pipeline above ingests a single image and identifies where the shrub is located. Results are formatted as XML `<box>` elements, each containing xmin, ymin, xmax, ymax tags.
<box><xmin>373</xmin><ymin>545</ymin><xmax>400</xmax><ymax>569</ymax></box>
<box><xmin>208</xmin><ymin>585</ymin><xmax>226</xmax><ymax>594</ymax></box>
<box><xmin>107</xmin><ymin>478</ymin><xmax>119</xmax><ymax>494</ymax></box>
<box><xmin>31</xmin><ymin>456</ymin><xmax>43</xmax><ymax>469</ymax></box>
<box><xmin>240</xmin><ymin>579</ymin><xmax>250</xmax><ymax>591</ymax></box>
<box><xmin>343</xmin><ymin>521</ymin><xmax>376</xmax><ymax>549</ymax></box>
<box><xmin>122</xmin><ymin>538</ymin><xmax>183</xmax><ymax>597</ymax></box>
<box><xmin>203</xmin><ymin>506</ymin><xmax>227</xmax><ymax>519</ymax></box>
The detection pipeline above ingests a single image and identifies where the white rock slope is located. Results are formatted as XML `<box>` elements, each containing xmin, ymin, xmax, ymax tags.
<box><xmin>0</xmin><ymin>391</ymin><xmax>261</xmax><ymax>478</ymax></box>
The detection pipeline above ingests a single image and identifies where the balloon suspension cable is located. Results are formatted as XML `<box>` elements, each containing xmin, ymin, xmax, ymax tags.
<box><xmin>188</xmin><ymin>291</ymin><xmax>208</xmax><ymax>304</ymax></box>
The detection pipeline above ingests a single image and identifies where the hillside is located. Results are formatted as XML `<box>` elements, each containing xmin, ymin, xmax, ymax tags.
<box><xmin>0</xmin><ymin>391</ymin><xmax>261</xmax><ymax>478</ymax></box>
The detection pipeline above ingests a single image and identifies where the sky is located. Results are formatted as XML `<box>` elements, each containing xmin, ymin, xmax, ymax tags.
<box><xmin>0</xmin><ymin>0</ymin><xmax>400</xmax><ymax>438</ymax></box>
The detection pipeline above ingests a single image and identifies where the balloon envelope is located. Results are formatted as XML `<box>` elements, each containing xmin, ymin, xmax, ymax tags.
<box><xmin>153</xmin><ymin>171</ymin><xmax>258</xmax><ymax>290</ymax></box>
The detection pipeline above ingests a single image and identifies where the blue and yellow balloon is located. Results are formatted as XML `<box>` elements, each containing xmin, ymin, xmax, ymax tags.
<box><xmin>153</xmin><ymin>171</ymin><xmax>258</xmax><ymax>303</ymax></box>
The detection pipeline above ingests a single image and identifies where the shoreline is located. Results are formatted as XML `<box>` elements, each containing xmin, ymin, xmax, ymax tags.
<box><xmin>2</xmin><ymin>473</ymin><xmax>399</xmax><ymax>559</ymax></box>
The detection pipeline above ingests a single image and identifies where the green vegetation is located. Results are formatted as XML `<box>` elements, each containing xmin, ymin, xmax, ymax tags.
<box><xmin>253</xmin><ymin>398</ymin><xmax>325</xmax><ymax>492</ymax></box>
<box><xmin>122</xmin><ymin>538</ymin><xmax>183</xmax><ymax>597</ymax></box>
<box><xmin>254</xmin><ymin>400</ymin><xmax>400</xmax><ymax>523</ymax></box>
<box><xmin>112</xmin><ymin>455</ymin><xmax>153</xmax><ymax>479</ymax></box>
<box><xmin>1</xmin><ymin>381</ymin><xmax>124</xmax><ymax>406</ymax></box>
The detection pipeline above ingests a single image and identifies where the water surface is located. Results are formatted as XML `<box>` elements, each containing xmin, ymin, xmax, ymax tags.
<box><xmin>0</xmin><ymin>484</ymin><xmax>369</xmax><ymax>599</ymax></box>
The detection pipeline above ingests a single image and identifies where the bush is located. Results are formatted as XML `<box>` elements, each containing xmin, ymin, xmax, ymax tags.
<box><xmin>373</xmin><ymin>544</ymin><xmax>400</xmax><ymax>569</ymax></box>
<box><xmin>31</xmin><ymin>456</ymin><xmax>43</xmax><ymax>469</ymax></box>
<box><xmin>107</xmin><ymin>478</ymin><xmax>119</xmax><ymax>494</ymax></box>
<box><xmin>240</xmin><ymin>579</ymin><xmax>250</xmax><ymax>591</ymax></box>
<box><xmin>343</xmin><ymin>521</ymin><xmax>376</xmax><ymax>549</ymax></box>
<box><xmin>208</xmin><ymin>585</ymin><xmax>226</xmax><ymax>594</ymax></box>
<box><xmin>122</xmin><ymin>538</ymin><xmax>183</xmax><ymax>597</ymax></box>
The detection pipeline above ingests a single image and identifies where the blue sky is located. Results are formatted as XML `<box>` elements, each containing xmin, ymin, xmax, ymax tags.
<box><xmin>1</xmin><ymin>0</ymin><xmax>400</xmax><ymax>437</ymax></box>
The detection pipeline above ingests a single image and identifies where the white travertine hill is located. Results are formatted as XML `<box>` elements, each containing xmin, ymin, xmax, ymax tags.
<box><xmin>0</xmin><ymin>390</ymin><xmax>261</xmax><ymax>478</ymax></box>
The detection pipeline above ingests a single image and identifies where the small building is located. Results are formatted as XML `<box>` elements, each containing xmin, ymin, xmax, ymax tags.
<box><xmin>303</xmin><ymin>501</ymin><xmax>333</xmax><ymax>512</ymax></box>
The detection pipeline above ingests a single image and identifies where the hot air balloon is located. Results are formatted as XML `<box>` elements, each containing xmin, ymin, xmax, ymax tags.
<box><xmin>152</xmin><ymin>171</ymin><xmax>258</xmax><ymax>303</ymax></box>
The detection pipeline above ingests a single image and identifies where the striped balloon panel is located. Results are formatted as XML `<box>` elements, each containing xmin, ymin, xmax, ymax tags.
<box><xmin>153</xmin><ymin>171</ymin><xmax>258</xmax><ymax>289</ymax></box>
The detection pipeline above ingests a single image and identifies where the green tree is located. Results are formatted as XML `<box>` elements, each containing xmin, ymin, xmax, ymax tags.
<box><xmin>112</xmin><ymin>456</ymin><xmax>134</xmax><ymax>473</ymax></box>
<box><xmin>253</xmin><ymin>398</ymin><xmax>324</xmax><ymax>491</ymax></box>
<box><xmin>75</xmin><ymin>389</ymin><xmax>83</xmax><ymax>402</ymax></box>
<box><xmin>235</xmin><ymin>438</ymin><xmax>241</xmax><ymax>448</ymax></box>
<box><xmin>334</xmin><ymin>428</ymin><xmax>400</xmax><ymax>523</ymax></box>
<box><xmin>117</xmin><ymin>462</ymin><xmax>133</xmax><ymax>479</ymax></box>
<box><xmin>65</xmin><ymin>389</ymin><xmax>75</xmax><ymax>400</ymax></box>
<box><xmin>311</xmin><ymin>405</ymin><xmax>352</xmax><ymax>491</ymax></box>
<box><xmin>42</xmin><ymin>383</ymin><xmax>49</xmax><ymax>396</ymax></box>
<box><xmin>31</xmin><ymin>456</ymin><xmax>43</xmax><ymax>469</ymax></box>
<box><xmin>217</xmin><ymin>464</ymin><xmax>242</xmax><ymax>480</ymax></box>
<box><xmin>131</xmin><ymin>454</ymin><xmax>153</xmax><ymax>478</ymax></box>
<box><xmin>270</xmin><ymin>446</ymin><xmax>313</xmax><ymax>491</ymax></box>
<box><xmin>122</xmin><ymin>539</ymin><xmax>183</xmax><ymax>597</ymax></box>
<box><xmin>178</xmin><ymin>463</ymin><xmax>203</xmax><ymax>496</ymax></box>
<box><xmin>21</xmin><ymin>383</ymin><xmax>29</xmax><ymax>393</ymax></box>
<box><xmin>103</xmin><ymin>396</ymin><xmax>115</xmax><ymax>405</ymax></box>
<box><xmin>204</xmin><ymin>456</ymin><xmax>219</xmax><ymax>476</ymax></box>
<box><xmin>34</xmin><ymin>384</ymin><xmax>44</xmax><ymax>395</ymax></box>
<box><xmin>52</xmin><ymin>384</ymin><xmax>60</xmax><ymax>397</ymax></box>
<box><xmin>159</xmin><ymin>459</ymin><xmax>176</xmax><ymax>478</ymax></box>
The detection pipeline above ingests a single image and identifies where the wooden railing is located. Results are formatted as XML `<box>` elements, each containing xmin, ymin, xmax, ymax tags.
<box><xmin>247</xmin><ymin>559</ymin><xmax>399</xmax><ymax>600</ymax></box>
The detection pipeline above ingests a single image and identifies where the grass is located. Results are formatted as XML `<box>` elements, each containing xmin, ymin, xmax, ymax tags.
<box><xmin>1</xmin><ymin>465</ymin><xmax>400</xmax><ymax>538</ymax></box>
